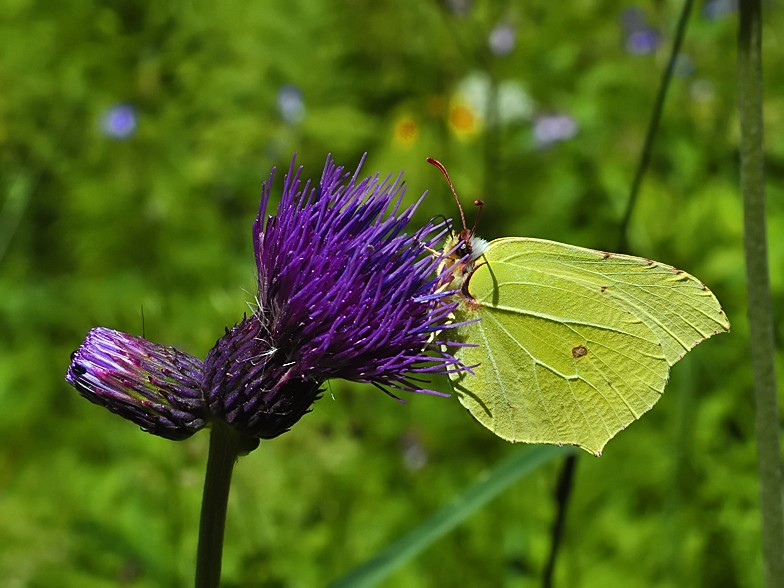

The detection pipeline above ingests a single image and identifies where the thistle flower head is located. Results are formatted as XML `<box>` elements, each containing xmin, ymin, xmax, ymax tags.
<box><xmin>202</xmin><ymin>155</ymin><xmax>465</xmax><ymax>438</ymax></box>
<box><xmin>67</xmin><ymin>154</ymin><xmax>469</xmax><ymax>442</ymax></box>
<box><xmin>254</xmin><ymin>155</ymin><xmax>463</xmax><ymax>391</ymax></box>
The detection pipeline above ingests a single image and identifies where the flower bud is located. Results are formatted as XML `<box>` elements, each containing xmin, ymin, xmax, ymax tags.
<box><xmin>67</xmin><ymin>328</ymin><xmax>207</xmax><ymax>440</ymax></box>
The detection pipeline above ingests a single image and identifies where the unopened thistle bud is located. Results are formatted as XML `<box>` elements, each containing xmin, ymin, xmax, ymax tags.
<box><xmin>66</xmin><ymin>328</ymin><xmax>206</xmax><ymax>440</ymax></box>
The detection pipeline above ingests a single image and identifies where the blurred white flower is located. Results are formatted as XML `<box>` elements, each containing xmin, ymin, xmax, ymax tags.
<box><xmin>619</xmin><ymin>7</ymin><xmax>647</xmax><ymax>32</ymax></box>
<box><xmin>674</xmin><ymin>54</ymin><xmax>695</xmax><ymax>78</ymax></box>
<box><xmin>702</xmin><ymin>0</ymin><xmax>738</xmax><ymax>21</ymax></box>
<box><xmin>400</xmin><ymin>431</ymin><xmax>428</xmax><ymax>471</ymax></box>
<box><xmin>689</xmin><ymin>79</ymin><xmax>715</xmax><ymax>103</ymax></box>
<box><xmin>457</xmin><ymin>71</ymin><xmax>491</xmax><ymax>116</ymax></box>
<box><xmin>498</xmin><ymin>81</ymin><xmax>534</xmax><ymax>124</ymax></box>
<box><xmin>453</xmin><ymin>74</ymin><xmax>534</xmax><ymax>132</ymax></box>
<box><xmin>445</xmin><ymin>0</ymin><xmax>471</xmax><ymax>17</ymax></box>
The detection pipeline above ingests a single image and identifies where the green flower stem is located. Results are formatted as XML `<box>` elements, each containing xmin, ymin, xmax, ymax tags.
<box><xmin>618</xmin><ymin>0</ymin><xmax>694</xmax><ymax>252</ymax></box>
<box><xmin>195</xmin><ymin>422</ymin><xmax>243</xmax><ymax>588</ymax></box>
<box><xmin>542</xmin><ymin>454</ymin><xmax>577</xmax><ymax>588</ymax></box>
<box><xmin>738</xmin><ymin>1</ymin><xmax>784</xmax><ymax>587</ymax></box>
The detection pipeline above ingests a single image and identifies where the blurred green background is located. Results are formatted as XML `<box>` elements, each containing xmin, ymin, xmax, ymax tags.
<box><xmin>1</xmin><ymin>0</ymin><xmax>783</xmax><ymax>586</ymax></box>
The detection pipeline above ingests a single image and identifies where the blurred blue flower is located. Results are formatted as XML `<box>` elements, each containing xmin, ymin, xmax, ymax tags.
<box><xmin>67</xmin><ymin>155</ymin><xmax>468</xmax><ymax>442</ymax></box>
<box><xmin>625</xmin><ymin>28</ymin><xmax>660</xmax><ymax>56</ymax></box>
<box><xmin>488</xmin><ymin>23</ymin><xmax>516</xmax><ymax>56</ymax></box>
<box><xmin>100</xmin><ymin>104</ymin><xmax>137</xmax><ymax>140</ymax></box>
<box><xmin>277</xmin><ymin>84</ymin><xmax>305</xmax><ymax>125</ymax></box>
<box><xmin>533</xmin><ymin>113</ymin><xmax>578</xmax><ymax>148</ymax></box>
<box><xmin>702</xmin><ymin>0</ymin><xmax>738</xmax><ymax>21</ymax></box>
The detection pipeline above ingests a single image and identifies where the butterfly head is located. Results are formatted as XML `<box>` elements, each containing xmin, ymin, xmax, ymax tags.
<box><xmin>427</xmin><ymin>157</ymin><xmax>487</xmax><ymax>298</ymax></box>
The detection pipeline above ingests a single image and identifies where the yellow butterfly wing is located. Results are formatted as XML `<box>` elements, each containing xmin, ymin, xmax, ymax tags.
<box><xmin>447</xmin><ymin>237</ymin><xmax>730</xmax><ymax>456</ymax></box>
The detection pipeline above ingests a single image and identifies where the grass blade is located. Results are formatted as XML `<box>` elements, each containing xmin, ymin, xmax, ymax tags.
<box><xmin>329</xmin><ymin>445</ymin><xmax>572</xmax><ymax>588</ymax></box>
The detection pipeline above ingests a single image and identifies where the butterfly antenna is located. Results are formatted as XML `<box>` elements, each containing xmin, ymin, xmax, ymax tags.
<box><xmin>140</xmin><ymin>305</ymin><xmax>146</xmax><ymax>339</ymax></box>
<box><xmin>426</xmin><ymin>157</ymin><xmax>467</xmax><ymax>232</ymax></box>
<box><xmin>470</xmin><ymin>200</ymin><xmax>484</xmax><ymax>238</ymax></box>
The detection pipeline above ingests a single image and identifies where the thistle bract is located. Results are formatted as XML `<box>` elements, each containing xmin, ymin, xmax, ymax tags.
<box><xmin>67</xmin><ymin>155</ymin><xmax>468</xmax><ymax>442</ymax></box>
<box><xmin>201</xmin><ymin>315</ymin><xmax>324</xmax><ymax>439</ymax></box>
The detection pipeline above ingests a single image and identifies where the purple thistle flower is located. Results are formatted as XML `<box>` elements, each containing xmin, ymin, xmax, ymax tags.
<box><xmin>66</xmin><ymin>328</ymin><xmax>206</xmax><ymax>440</ymax></box>
<box><xmin>67</xmin><ymin>155</ymin><xmax>468</xmax><ymax>442</ymax></box>
<box><xmin>202</xmin><ymin>155</ymin><xmax>465</xmax><ymax>438</ymax></box>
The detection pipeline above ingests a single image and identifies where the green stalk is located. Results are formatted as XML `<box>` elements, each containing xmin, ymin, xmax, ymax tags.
<box><xmin>195</xmin><ymin>422</ymin><xmax>243</xmax><ymax>588</ymax></box>
<box><xmin>738</xmin><ymin>2</ymin><xmax>784</xmax><ymax>587</ymax></box>
<box><xmin>618</xmin><ymin>0</ymin><xmax>694</xmax><ymax>252</ymax></box>
<box><xmin>542</xmin><ymin>454</ymin><xmax>577</xmax><ymax>588</ymax></box>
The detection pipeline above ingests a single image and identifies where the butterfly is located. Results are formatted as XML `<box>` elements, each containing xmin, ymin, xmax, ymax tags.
<box><xmin>427</xmin><ymin>158</ymin><xmax>730</xmax><ymax>456</ymax></box>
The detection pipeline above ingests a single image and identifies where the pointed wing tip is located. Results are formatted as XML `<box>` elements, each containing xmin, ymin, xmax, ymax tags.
<box><xmin>581</xmin><ymin>444</ymin><xmax>604</xmax><ymax>457</ymax></box>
